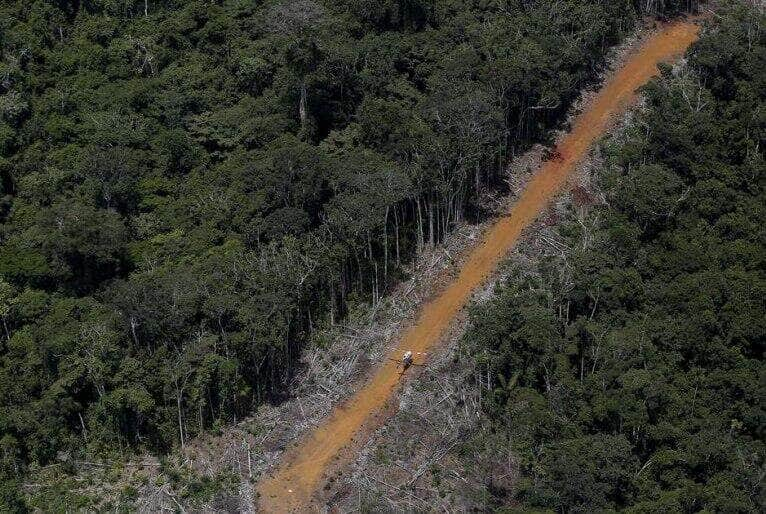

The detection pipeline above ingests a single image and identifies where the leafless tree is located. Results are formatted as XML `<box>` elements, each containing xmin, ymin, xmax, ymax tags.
<box><xmin>265</xmin><ymin>0</ymin><xmax>325</xmax><ymax>39</ymax></box>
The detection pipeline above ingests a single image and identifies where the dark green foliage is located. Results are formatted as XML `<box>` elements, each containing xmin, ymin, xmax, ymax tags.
<box><xmin>466</xmin><ymin>5</ymin><xmax>765</xmax><ymax>512</ymax></box>
<box><xmin>0</xmin><ymin>0</ymin><xmax>698</xmax><ymax>507</ymax></box>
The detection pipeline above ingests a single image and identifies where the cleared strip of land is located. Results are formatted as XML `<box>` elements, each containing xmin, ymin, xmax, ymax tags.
<box><xmin>257</xmin><ymin>20</ymin><xmax>701</xmax><ymax>513</ymax></box>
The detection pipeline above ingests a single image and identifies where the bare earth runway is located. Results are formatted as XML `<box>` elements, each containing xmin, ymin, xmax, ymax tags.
<box><xmin>257</xmin><ymin>19</ymin><xmax>701</xmax><ymax>513</ymax></box>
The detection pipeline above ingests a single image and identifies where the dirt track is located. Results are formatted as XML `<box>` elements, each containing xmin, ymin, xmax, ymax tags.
<box><xmin>257</xmin><ymin>20</ymin><xmax>701</xmax><ymax>513</ymax></box>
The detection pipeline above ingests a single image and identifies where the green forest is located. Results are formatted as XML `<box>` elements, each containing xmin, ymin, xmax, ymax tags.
<box><xmin>0</xmin><ymin>0</ymin><xmax>758</xmax><ymax>511</ymax></box>
<box><xmin>465</xmin><ymin>4</ymin><xmax>764</xmax><ymax>512</ymax></box>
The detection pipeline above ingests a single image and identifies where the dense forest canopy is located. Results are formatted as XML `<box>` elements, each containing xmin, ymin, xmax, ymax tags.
<box><xmin>464</xmin><ymin>4</ymin><xmax>764</xmax><ymax>512</ymax></box>
<box><xmin>0</xmin><ymin>0</ymin><xmax>705</xmax><ymax>509</ymax></box>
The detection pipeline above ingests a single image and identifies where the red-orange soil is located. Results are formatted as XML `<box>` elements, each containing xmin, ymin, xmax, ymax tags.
<box><xmin>257</xmin><ymin>20</ymin><xmax>701</xmax><ymax>513</ymax></box>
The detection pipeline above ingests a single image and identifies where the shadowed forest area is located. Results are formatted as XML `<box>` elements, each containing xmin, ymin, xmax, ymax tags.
<box><xmin>0</xmin><ymin>0</ymin><xmax>746</xmax><ymax>511</ymax></box>
<box><xmin>464</xmin><ymin>4</ymin><xmax>764</xmax><ymax>512</ymax></box>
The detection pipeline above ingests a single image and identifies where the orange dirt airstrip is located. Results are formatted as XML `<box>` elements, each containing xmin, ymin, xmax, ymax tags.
<box><xmin>258</xmin><ymin>20</ymin><xmax>701</xmax><ymax>513</ymax></box>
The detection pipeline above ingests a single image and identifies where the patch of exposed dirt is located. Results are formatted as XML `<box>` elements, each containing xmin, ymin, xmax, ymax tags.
<box><xmin>257</xmin><ymin>19</ymin><xmax>701</xmax><ymax>514</ymax></box>
<box><xmin>323</xmin><ymin>21</ymin><xmax>707</xmax><ymax>512</ymax></box>
<box><xmin>326</xmin><ymin>129</ymin><xmax>613</xmax><ymax>514</ymax></box>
